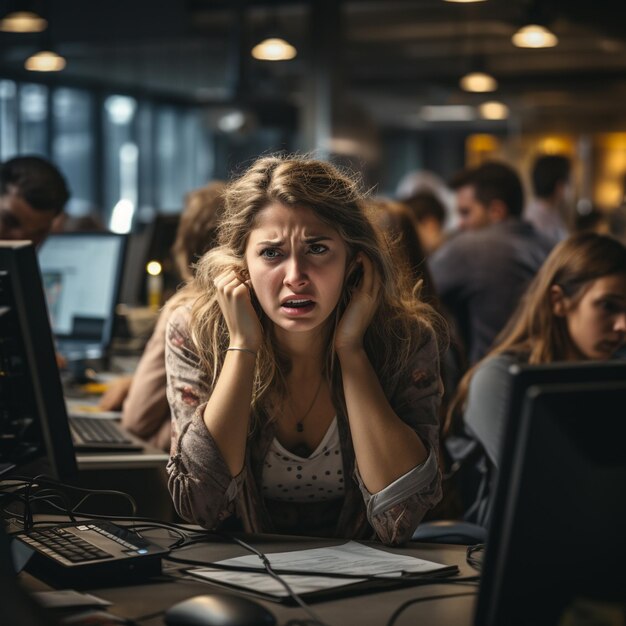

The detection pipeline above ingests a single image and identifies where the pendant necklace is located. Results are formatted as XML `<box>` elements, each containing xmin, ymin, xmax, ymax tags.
<box><xmin>288</xmin><ymin>376</ymin><xmax>324</xmax><ymax>433</ymax></box>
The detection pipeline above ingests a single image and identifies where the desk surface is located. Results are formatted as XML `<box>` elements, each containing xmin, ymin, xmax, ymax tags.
<box><xmin>76</xmin><ymin>446</ymin><xmax>168</xmax><ymax>470</ymax></box>
<box><xmin>22</xmin><ymin>529</ymin><xmax>478</xmax><ymax>626</ymax></box>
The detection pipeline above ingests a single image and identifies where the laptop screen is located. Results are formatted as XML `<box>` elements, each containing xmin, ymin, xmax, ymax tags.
<box><xmin>37</xmin><ymin>232</ymin><xmax>126</xmax><ymax>357</ymax></box>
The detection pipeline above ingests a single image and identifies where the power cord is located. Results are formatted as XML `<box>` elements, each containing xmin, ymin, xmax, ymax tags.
<box><xmin>2</xmin><ymin>475</ymin><xmax>137</xmax><ymax>531</ymax></box>
<box><xmin>220</xmin><ymin>533</ymin><xmax>330</xmax><ymax>626</ymax></box>
<box><xmin>386</xmin><ymin>590</ymin><xmax>478</xmax><ymax>626</ymax></box>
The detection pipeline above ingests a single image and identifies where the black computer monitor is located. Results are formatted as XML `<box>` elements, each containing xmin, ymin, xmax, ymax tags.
<box><xmin>478</xmin><ymin>359</ymin><xmax>626</xmax><ymax>527</ymax></box>
<box><xmin>0</xmin><ymin>241</ymin><xmax>77</xmax><ymax>482</ymax></box>
<box><xmin>119</xmin><ymin>212</ymin><xmax>180</xmax><ymax>307</ymax></box>
<box><xmin>474</xmin><ymin>379</ymin><xmax>626</xmax><ymax>626</ymax></box>
<box><xmin>37</xmin><ymin>232</ymin><xmax>127</xmax><ymax>360</ymax></box>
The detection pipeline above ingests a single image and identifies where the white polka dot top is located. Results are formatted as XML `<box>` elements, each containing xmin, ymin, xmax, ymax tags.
<box><xmin>262</xmin><ymin>417</ymin><xmax>345</xmax><ymax>502</ymax></box>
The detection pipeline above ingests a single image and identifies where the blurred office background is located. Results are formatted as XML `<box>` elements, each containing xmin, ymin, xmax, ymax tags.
<box><xmin>1</xmin><ymin>0</ymin><xmax>626</xmax><ymax>230</ymax></box>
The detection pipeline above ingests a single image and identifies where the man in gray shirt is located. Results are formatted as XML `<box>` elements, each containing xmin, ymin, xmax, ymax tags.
<box><xmin>525</xmin><ymin>153</ymin><xmax>572</xmax><ymax>246</ymax></box>
<box><xmin>430</xmin><ymin>161</ymin><xmax>553</xmax><ymax>364</ymax></box>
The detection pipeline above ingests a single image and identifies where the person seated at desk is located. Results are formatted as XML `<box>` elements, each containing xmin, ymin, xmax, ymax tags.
<box><xmin>447</xmin><ymin>232</ymin><xmax>626</xmax><ymax>525</ymax></box>
<box><xmin>0</xmin><ymin>155</ymin><xmax>70</xmax><ymax>247</ymax></box>
<box><xmin>98</xmin><ymin>181</ymin><xmax>226</xmax><ymax>450</ymax></box>
<box><xmin>165</xmin><ymin>155</ymin><xmax>445</xmax><ymax>545</ymax></box>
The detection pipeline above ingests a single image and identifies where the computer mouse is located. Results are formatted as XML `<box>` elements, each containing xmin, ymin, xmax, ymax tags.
<box><xmin>164</xmin><ymin>593</ymin><xmax>277</xmax><ymax>626</ymax></box>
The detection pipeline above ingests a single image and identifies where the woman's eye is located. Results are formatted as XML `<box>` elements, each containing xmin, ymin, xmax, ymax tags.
<box><xmin>308</xmin><ymin>244</ymin><xmax>328</xmax><ymax>255</ymax></box>
<box><xmin>600</xmin><ymin>300</ymin><xmax>620</xmax><ymax>314</ymax></box>
<box><xmin>260</xmin><ymin>248</ymin><xmax>281</xmax><ymax>259</ymax></box>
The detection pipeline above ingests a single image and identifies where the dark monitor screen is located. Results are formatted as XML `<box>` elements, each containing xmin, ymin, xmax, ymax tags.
<box><xmin>0</xmin><ymin>241</ymin><xmax>77</xmax><ymax>482</ymax></box>
<box><xmin>480</xmin><ymin>359</ymin><xmax>626</xmax><ymax>526</ymax></box>
<box><xmin>119</xmin><ymin>213</ymin><xmax>180</xmax><ymax>307</ymax></box>
<box><xmin>37</xmin><ymin>232</ymin><xmax>126</xmax><ymax>359</ymax></box>
<box><xmin>474</xmin><ymin>380</ymin><xmax>626</xmax><ymax>626</ymax></box>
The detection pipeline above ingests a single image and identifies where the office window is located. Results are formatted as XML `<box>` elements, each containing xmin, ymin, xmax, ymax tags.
<box><xmin>19</xmin><ymin>83</ymin><xmax>48</xmax><ymax>156</ymax></box>
<box><xmin>155</xmin><ymin>107</ymin><xmax>186</xmax><ymax>211</ymax></box>
<box><xmin>155</xmin><ymin>107</ymin><xmax>212</xmax><ymax>212</ymax></box>
<box><xmin>137</xmin><ymin>101</ymin><xmax>155</xmax><ymax>214</ymax></box>
<box><xmin>0</xmin><ymin>80</ymin><xmax>18</xmax><ymax>160</ymax></box>
<box><xmin>103</xmin><ymin>95</ymin><xmax>138</xmax><ymax>232</ymax></box>
<box><xmin>52</xmin><ymin>88</ymin><xmax>96</xmax><ymax>216</ymax></box>
<box><xmin>184</xmin><ymin>111</ymin><xmax>214</xmax><ymax>191</ymax></box>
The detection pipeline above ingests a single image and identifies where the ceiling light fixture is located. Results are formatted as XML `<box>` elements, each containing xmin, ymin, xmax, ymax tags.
<box><xmin>0</xmin><ymin>10</ymin><xmax>47</xmax><ymax>33</ymax></box>
<box><xmin>479</xmin><ymin>101</ymin><xmax>509</xmax><ymax>120</ymax></box>
<box><xmin>251</xmin><ymin>37</ymin><xmax>296</xmax><ymax>61</ymax></box>
<box><xmin>420</xmin><ymin>105</ymin><xmax>476</xmax><ymax>122</ymax></box>
<box><xmin>24</xmin><ymin>50</ymin><xmax>66</xmax><ymax>72</ymax></box>
<box><xmin>512</xmin><ymin>24</ymin><xmax>558</xmax><ymax>48</ymax></box>
<box><xmin>443</xmin><ymin>0</ymin><xmax>487</xmax><ymax>3</ymax></box>
<box><xmin>460</xmin><ymin>71</ymin><xmax>497</xmax><ymax>93</ymax></box>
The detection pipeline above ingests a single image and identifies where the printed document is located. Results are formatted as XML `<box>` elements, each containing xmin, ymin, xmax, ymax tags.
<box><xmin>188</xmin><ymin>541</ymin><xmax>455</xmax><ymax>598</ymax></box>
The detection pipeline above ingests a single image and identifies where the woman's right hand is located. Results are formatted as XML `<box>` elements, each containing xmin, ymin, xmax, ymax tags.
<box><xmin>214</xmin><ymin>269</ymin><xmax>263</xmax><ymax>352</ymax></box>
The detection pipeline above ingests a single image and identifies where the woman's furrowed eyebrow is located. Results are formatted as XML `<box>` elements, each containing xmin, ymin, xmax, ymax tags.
<box><xmin>255</xmin><ymin>235</ymin><xmax>333</xmax><ymax>246</ymax></box>
<box><xmin>599</xmin><ymin>292</ymin><xmax>626</xmax><ymax>300</ymax></box>
<box><xmin>256</xmin><ymin>239</ymin><xmax>284</xmax><ymax>247</ymax></box>
<box><xmin>303</xmin><ymin>235</ymin><xmax>333</xmax><ymax>244</ymax></box>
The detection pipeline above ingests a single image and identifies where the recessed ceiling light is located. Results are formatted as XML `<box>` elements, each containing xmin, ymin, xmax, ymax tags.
<box><xmin>251</xmin><ymin>37</ymin><xmax>296</xmax><ymax>61</ymax></box>
<box><xmin>512</xmin><ymin>24</ymin><xmax>558</xmax><ymax>48</ymax></box>
<box><xmin>420</xmin><ymin>105</ymin><xmax>476</xmax><ymax>122</ymax></box>
<box><xmin>460</xmin><ymin>71</ymin><xmax>497</xmax><ymax>93</ymax></box>
<box><xmin>24</xmin><ymin>51</ymin><xmax>66</xmax><ymax>72</ymax></box>
<box><xmin>0</xmin><ymin>11</ymin><xmax>47</xmax><ymax>33</ymax></box>
<box><xmin>479</xmin><ymin>101</ymin><xmax>509</xmax><ymax>120</ymax></box>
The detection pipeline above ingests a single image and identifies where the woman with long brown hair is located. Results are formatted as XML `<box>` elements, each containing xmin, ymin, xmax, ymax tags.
<box><xmin>165</xmin><ymin>155</ymin><xmax>446</xmax><ymax>545</ymax></box>
<box><xmin>448</xmin><ymin>232</ymin><xmax>626</xmax><ymax>523</ymax></box>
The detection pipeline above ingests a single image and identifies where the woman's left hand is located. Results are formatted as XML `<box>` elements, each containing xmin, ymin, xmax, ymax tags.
<box><xmin>335</xmin><ymin>253</ymin><xmax>381</xmax><ymax>354</ymax></box>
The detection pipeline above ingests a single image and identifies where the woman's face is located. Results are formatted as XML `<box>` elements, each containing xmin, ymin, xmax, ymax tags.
<box><xmin>244</xmin><ymin>202</ymin><xmax>349</xmax><ymax>337</ymax></box>
<box><xmin>557</xmin><ymin>274</ymin><xmax>626</xmax><ymax>360</ymax></box>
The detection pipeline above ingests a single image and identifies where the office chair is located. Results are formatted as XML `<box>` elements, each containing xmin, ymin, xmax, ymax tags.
<box><xmin>411</xmin><ymin>520</ymin><xmax>486</xmax><ymax>545</ymax></box>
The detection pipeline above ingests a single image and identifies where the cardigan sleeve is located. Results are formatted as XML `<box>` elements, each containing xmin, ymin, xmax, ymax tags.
<box><xmin>164</xmin><ymin>306</ymin><xmax>247</xmax><ymax>528</ymax></box>
<box><xmin>355</xmin><ymin>325</ymin><xmax>444</xmax><ymax>545</ymax></box>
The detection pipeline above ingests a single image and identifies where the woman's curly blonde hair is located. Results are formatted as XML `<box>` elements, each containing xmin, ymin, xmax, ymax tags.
<box><xmin>184</xmin><ymin>155</ymin><xmax>446</xmax><ymax>429</ymax></box>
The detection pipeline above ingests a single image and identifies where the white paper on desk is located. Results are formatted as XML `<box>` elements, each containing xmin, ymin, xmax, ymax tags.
<box><xmin>189</xmin><ymin>567</ymin><xmax>366</xmax><ymax>597</ymax></box>
<box><xmin>188</xmin><ymin>541</ymin><xmax>451</xmax><ymax>598</ymax></box>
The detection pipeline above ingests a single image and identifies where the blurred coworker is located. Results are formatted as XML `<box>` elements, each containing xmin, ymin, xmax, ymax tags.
<box><xmin>52</xmin><ymin>211</ymin><xmax>107</xmax><ymax>233</ymax></box>
<box><xmin>574</xmin><ymin>207</ymin><xmax>610</xmax><ymax>235</ymax></box>
<box><xmin>429</xmin><ymin>161</ymin><xmax>553</xmax><ymax>364</ymax></box>
<box><xmin>448</xmin><ymin>233</ymin><xmax>626</xmax><ymax>525</ymax></box>
<box><xmin>368</xmin><ymin>198</ymin><xmax>436</xmax><ymax>300</ymax></box>
<box><xmin>99</xmin><ymin>181</ymin><xmax>226</xmax><ymax>450</ymax></box>
<box><xmin>0</xmin><ymin>155</ymin><xmax>70</xmax><ymax>246</ymax></box>
<box><xmin>403</xmin><ymin>190</ymin><xmax>448</xmax><ymax>256</ymax></box>
<box><xmin>525</xmin><ymin>154</ymin><xmax>572</xmax><ymax>245</ymax></box>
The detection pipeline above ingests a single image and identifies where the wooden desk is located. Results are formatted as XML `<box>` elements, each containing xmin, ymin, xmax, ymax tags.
<box><xmin>21</xmin><ymin>529</ymin><xmax>478</xmax><ymax>626</ymax></box>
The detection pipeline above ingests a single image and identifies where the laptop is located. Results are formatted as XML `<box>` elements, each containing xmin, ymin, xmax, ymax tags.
<box><xmin>2</xmin><ymin>239</ymin><xmax>142</xmax><ymax>455</ymax></box>
<box><xmin>37</xmin><ymin>232</ymin><xmax>127</xmax><ymax>361</ymax></box>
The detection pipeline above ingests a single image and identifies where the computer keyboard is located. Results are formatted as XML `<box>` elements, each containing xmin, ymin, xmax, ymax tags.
<box><xmin>24</xmin><ymin>525</ymin><xmax>115</xmax><ymax>563</ymax></box>
<box><xmin>69</xmin><ymin>417</ymin><xmax>143</xmax><ymax>451</ymax></box>
<box><xmin>13</xmin><ymin>520</ymin><xmax>168</xmax><ymax>584</ymax></box>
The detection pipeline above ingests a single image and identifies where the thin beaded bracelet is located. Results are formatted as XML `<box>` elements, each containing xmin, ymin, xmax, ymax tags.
<box><xmin>226</xmin><ymin>346</ymin><xmax>257</xmax><ymax>357</ymax></box>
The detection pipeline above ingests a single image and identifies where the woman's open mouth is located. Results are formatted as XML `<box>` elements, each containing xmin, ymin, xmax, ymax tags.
<box><xmin>281</xmin><ymin>298</ymin><xmax>316</xmax><ymax>316</ymax></box>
